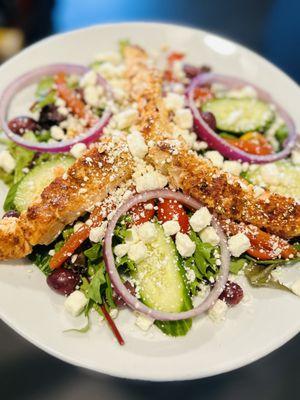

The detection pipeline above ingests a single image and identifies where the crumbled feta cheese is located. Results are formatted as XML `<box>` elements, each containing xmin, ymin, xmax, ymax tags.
<box><xmin>172</xmin><ymin>60</ymin><xmax>185</xmax><ymax>80</ymax></box>
<box><xmin>58</xmin><ymin>106</ymin><xmax>69</xmax><ymax>116</ymax></box>
<box><xmin>48</xmin><ymin>249</ymin><xmax>55</xmax><ymax>256</ymax></box>
<box><xmin>94</xmin><ymin>51</ymin><xmax>121</xmax><ymax>65</ymax></box>
<box><xmin>208</xmin><ymin>299</ymin><xmax>228</xmax><ymax>322</ymax></box>
<box><xmin>50</xmin><ymin>125</ymin><xmax>65</xmax><ymax>141</ymax></box>
<box><xmin>80</xmin><ymin>70</ymin><xmax>98</xmax><ymax>87</ymax></box>
<box><xmin>55</xmin><ymin>97</ymin><xmax>66</xmax><ymax>107</ymax></box>
<box><xmin>125</xmin><ymin>226</ymin><xmax>140</xmax><ymax>244</ymax></box>
<box><xmin>205</xmin><ymin>151</ymin><xmax>224</xmax><ymax>168</ymax></box>
<box><xmin>200</xmin><ymin>227</ymin><xmax>220</xmax><ymax>246</ymax></box>
<box><xmin>163</xmin><ymin>220</ymin><xmax>180</xmax><ymax>236</ymax></box>
<box><xmin>0</xmin><ymin>150</ymin><xmax>15</xmax><ymax>173</ymax></box>
<box><xmin>127</xmin><ymin>131</ymin><xmax>148</xmax><ymax>159</ymax></box>
<box><xmin>222</xmin><ymin>160</ymin><xmax>242</xmax><ymax>176</ymax></box>
<box><xmin>64</xmin><ymin>290</ymin><xmax>88</xmax><ymax>317</ymax></box>
<box><xmin>135</xmin><ymin>312</ymin><xmax>154</xmax><ymax>331</ymax></box>
<box><xmin>291</xmin><ymin>150</ymin><xmax>300</xmax><ymax>166</ymax></box>
<box><xmin>137</xmin><ymin>222</ymin><xmax>156</xmax><ymax>243</ymax></box>
<box><xmin>70</xmin><ymin>143</ymin><xmax>87</xmax><ymax>158</ymax></box>
<box><xmin>96</xmin><ymin>62</ymin><xmax>125</xmax><ymax>79</ymax></box>
<box><xmin>109</xmin><ymin>308</ymin><xmax>119</xmax><ymax>319</ymax></box>
<box><xmin>175</xmin><ymin>232</ymin><xmax>196</xmax><ymax>257</ymax></box>
<box><xmin>228</xmin><ymin>233</ymin><xmax>251</xmax><ymax>257</ymax></box>
<box><xmin>253</xmin><ymin>185</ymin><xmax>265</xmax><ymax>198</ymax></box>
<box><xmin>113</xmin><ymin>243</ymin><xmax>129</xmax><ymax>258</ymax></box>
<box><xmin>115</xmin><ymin>108</ymin><xmax>138</xmax><ymax>129</ymax></box>
<box><xmin>186</xmin><ymin>267</ymin><xmax>196</xmax><ymax>283</ymax></box>
<box><xmin>135</xmin><ymin>171</ymin><xmax>168</xmax><ymax>193</ymax></box>
<box><xmin>83</xmin><ymin>85</ymin><xmax>104</xmax><ymax>107</ymax></box>
<box><xmin>291</xmin><ymin>279</ymin><xmax>300</xmax><ymax>296</ymax></box>
<box><xmin>73</xmin><ymin>221</ymin><xmax>84</xmax><ymax>232</ymax></box>
<box><xmin>189</xmin><ymin>207</ymin><xmax>212</xmax><ymax>232</ymax></box>
<box><xmin>89</xmin><ymin>221</ymin><xmax>108</xmax><ymax>243</ymax></box>
<box><xmin>128</xmin><ymin>241</ymin><xmax>147</xmax><ymax>263</ymax></box>
<box><xmin>173</xmin><ymin>108</ymin><xmax>193</xmax><ymax>129</ymax></box>
<box><xmin>164</xmin><ymin>93</ymin><xmax>185</xmax><ymax>111</ymax></box>
<box><xmin>260</xmin><ymin>163</ymin><xmax>279</xmax><ymax>185</ymax></box>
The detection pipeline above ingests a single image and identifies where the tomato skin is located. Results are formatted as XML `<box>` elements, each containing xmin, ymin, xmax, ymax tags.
<box><xmin>167</xmin><ymin>52</ymin><xmax>184</xmax><ymax>64</ymax></box>
<box><xmin>225</xmin><ymin>132</ymin><xmax>273</xmax><ymax>156</ymax></box>
<box><xmin>157</xmin><ymin>199</ymin><xmax>189</xmax><ymax>233</ymax></box>
<box><xmin>130</xmin><ymin>200</ymin><xmax>155</xmax><ymax>225</ymax></box>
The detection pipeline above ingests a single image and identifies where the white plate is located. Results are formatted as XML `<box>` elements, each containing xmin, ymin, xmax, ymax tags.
<box><xmin>0</xmin><ymin>22</ymin><xmax>299</xmax><ymax>382</ymax></box>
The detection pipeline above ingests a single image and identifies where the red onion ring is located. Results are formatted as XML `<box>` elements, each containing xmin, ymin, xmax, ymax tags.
<box><xmin>0</xmin><ymin>64</ymin><xmax>112</xmax><ymax>153</ymax></box>
<box><xmin>103</xmin><ymin>189</ymin><xmax>230</xmax><ymax>321</ymax></box>
<box><xmin>187</xmin><ymin>73</ymin><xmax>297</xmax><ymax>164</ymax></box>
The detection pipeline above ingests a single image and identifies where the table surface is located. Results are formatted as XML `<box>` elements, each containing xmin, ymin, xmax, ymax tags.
<box><xmin>1</xmin><ymin>0</ymin><xmax>299</xmax><ymax>398</ymax></box>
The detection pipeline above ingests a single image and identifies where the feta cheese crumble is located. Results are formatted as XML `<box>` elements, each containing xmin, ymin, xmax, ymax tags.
<box><xmin>228</xmin><ymin>233</ymin><xmax>251</xmax><ymax>257</ymax></box>
<box><xmin>189</xmin><ymin>207</ymin><xmax>212</xmax><ymax>232</ymax></box>
<box><xmin>113</xmin><ymin>243</ymin><xmax>129</xmax><ymax>258</ymax></box>
<box><xmin>164</xmin><ymin>92</ymin><xmax>185</xmax><ymax>111</ymax></box>
<box><xmin>64</xmin><ymin>290</ymin><xmax>88</xmax><ymax>317</ymax></box>
<box><xmin>163</xmin><ymin>220</ymin><xmax>180</xmax><ymax>236</ymax></box>
<box><xmin>135</xmin><ymin>171</ymin><xmax>168</xmax><ymax>193</ymax></box>
<box><xmin>137</xmin><ymin>222</ymin><xmax>156</xmax><ymax>243</ymax></box>
<box><xmin>200</xmin><ymin>227</ymin><xmax>220</xmax><ymax>246</ymax></box>
<box><xmin>115</xmin><ymin>108</ymin><xmax>138</xmax><ymax>129</ymax></box>
<box><xmin>135</xmin><ymin>312</ymin><xmax>154</xmax><ymax>331</ymax></box>
<box><xmin>50</xmin><ymin>125</ymin><xmax>65</xmax><ymax>141</ymax></box>
<box><xmin>127</xmin><ymin>131</ymin><xmax>148</xmax><ymax>159</ymax></box>
<box><xmin>205</xmin><ymin>151</ymin><xmax>224</xmax><ymax>168</ymax></box>
<box><xmin>175</xmin><ymin>232</ymin><xmax>196</xmax><ymax>257</ymax></box>
<box><xmin>208</xmin><ymin>299</ymin><xmax>228</xmax><ymax>322</ymax></box>
<box><xmin>70</xmin><ymin>143</ymin><xmax>87</xmax><ymax>159</ymax></box>
<box><xmin>173</xmin><ymin>108</ymin><xmax>193</xmax><ymax>129</ymax></box>
<box><xmin>89</xmin><ymin>222</ymin><xmax>108</xmax><ymax>243</ymax></box>
<box><xmin>0</xmin><ymin>150</ymin><xmax>15</xmax><ymax>173</ymax></box>
<box><xmin>128</xmin><ymin>241</ymin><xmax>147</xmax><ymax>263</ymax></box>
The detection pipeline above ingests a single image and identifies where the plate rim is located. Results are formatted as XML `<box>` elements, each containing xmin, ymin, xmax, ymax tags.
<box><xmin>0</xmin><ymin>21</ymin><xmax>299</xmax><ymax>381</ymax></box>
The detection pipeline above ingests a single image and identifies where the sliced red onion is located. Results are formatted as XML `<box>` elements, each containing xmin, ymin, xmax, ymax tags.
<box><xmin>0</xmin><ymin>64</ymin><xmax>112</xmax><ymax>153</ymax></box>
<box><xmin>103</xmin><ymin>189</ymin><xmax>230</xmax><ymax>321</ymax></box>
<box><xmin>187</xmin><ymin>73</ymin><xmax>297</xmax><ymax>164</ymax></box>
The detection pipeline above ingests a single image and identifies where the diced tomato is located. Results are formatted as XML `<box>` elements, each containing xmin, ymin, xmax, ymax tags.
<box><xmin>193</xmin><ymin>87</ymin><xmax>214</xmax><ymax>103</ymax></box>
<box><xmin>225</xmin><ymin>132</ymin><xmax>273</xmax><ymax>156</ymax></box>
<box><xmin>157</xmin><ymin>199</ymin><xmax>189</xmax><ymax>233</ymax></box>
<box><xmin>167</xmin><ymin>52</ymin><xmax>184</xmax><ymax>65</ymax></box>
<box><xmin>129</xmin><ymin>200</ymin><xmax>155</xmax><ymax>225</ymax></box>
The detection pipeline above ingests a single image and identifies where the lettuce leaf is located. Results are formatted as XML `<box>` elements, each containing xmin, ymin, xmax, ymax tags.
<box><xmin>155</xmin><ymin>319</ymin><xmax>192</xmax><ymax>337</ymax></box>
<box><xmin>244</xmin><ymin>263</ymin><xmax>292</xmax><ymax>292</ymax></box>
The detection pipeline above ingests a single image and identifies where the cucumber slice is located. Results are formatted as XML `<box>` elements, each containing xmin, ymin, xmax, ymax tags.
<box><xmin>133</xmin><ymin>223</ymin><xmax>192</xmax><ymax>314</ymax></box>
<box><xmin>245</xmin><ymin>161</ymin><xmax>300</xmax><ymax>201</ymax></box>
<box><xmin>14</xmin><ymin>156</ymin><xmax>74</xmax><ymax>212</ymax></box>
<box><xmin>202</xmin><ymin>98</ymin><xmax>274</xmax><ymax>134</ymax></box>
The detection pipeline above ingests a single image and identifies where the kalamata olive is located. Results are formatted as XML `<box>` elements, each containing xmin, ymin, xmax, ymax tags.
<box><xmin>2</xmin><ymin>210</ymin><xmax>20</xmax><ymax>219</ymax></box>
<box><xmin>200</xmin><ymin>111</ymin><xmax>217</xmax><ymax>131</ymax></box>
<box><xmin>8</xmin><ymin>116</ymin><xmax>40</xmax><ymax>135</ymax></box>
<box><xmin>113</xmin><ymin>281</ymin><xmax>135</xmax><ymax>308</ymax></box>
<box><xmin>71</xmin><ymin>252</ymin><xmax>87</xmax><ymax>275</ymax></box>
<box><xmin>183</xmin><ymin>64</ymin><xmax>211</xmax><ymax>79</ymax></box>
<box><xmin>38</xmin><ymin>104</ymin><xmax>66</xmax><ymax>129</ymax></box>
<box><xmin>219</xmin><ymin>280</ymin><xmax>243</xmax><ymax>306</ymax></box>
<box><xmin>47</xmin><ymin>268</ymin><xmax>79</xmax><ymax>295</ymax></box>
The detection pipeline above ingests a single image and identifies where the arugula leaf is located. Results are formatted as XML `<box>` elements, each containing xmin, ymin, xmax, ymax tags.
<box><xmin>245</xmin><ymin>254</ymin><xmax>300</xmax><ymax>266</ymax></box>
<box><xmin>155</xmin><ymin>319</ymin><xmax>192</xmax><ymax>337</ymax></box>
<box><xmin>87</xmin><ymin>264</ymin><xmax>106</xmax><ymax>304</ymax></box>
<box><xmin>0</xmin><ymin>168</ymin><xmax>14</xmax><ymax>186</ymax></box>
<box><xmin>244</xmin><ymin>263</ymin><xmax>292</xmax><ymax>292</ymax></box>
<box><xmin>116</xmin><ymin>254</ymin><xmax>136</xmax><ymax>273</ymax></box>
<box><xmin>32</xmin><ymin>91</ymin><xmax>56</xmax><ymax>112</ymax></box>
<box><xmin>84</xmin><ymin>243</ymin><xmax>102</xmax><ymax>262</ymax></box>
<box><xmin>230</xmin><ymin>258</ymin><xmax>247</xmax><ymax>274</ymax></box>
<box><xmin>275</xmin><ymin>124</ymin><xmax>288</xmax><ymax>148</ymax></box>
<box><xmin>63</xmin><ymin>315</ymin><xmax>90</xmax><ymax>333</ymax></box>
<box><xmin>3</xmin><ymin>181</ymin><xmax>19</xmax><ymax>211</ymax></box>
<box><xmin>35</xmin><ymin>76</ymin><xmax>54</xmax><ymax>97</ymax></box>
<box><xmin>105</xmin><ymin>273</ymin><xmax>116</xmax><ymax>309</ymax></box>
<box><xmin>28</xmin><ymin>246</ymin><xmax>52</xmax><ymax>276</ymax></box>
<box><xmin>188</xmin><ymin>230</ymin><xmax>218</xmax><ymax>281</ymax></box>
<box><xmin>119</xmin><ymin>39</ymin><xmax>130</xmax><ymax>56</ymax></box>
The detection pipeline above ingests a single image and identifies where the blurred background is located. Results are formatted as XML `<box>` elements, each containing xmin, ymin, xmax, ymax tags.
<box><xmin>0</xmin><ymin>0</ymin><xmax>299</xmax><ymax>399</ymax></box>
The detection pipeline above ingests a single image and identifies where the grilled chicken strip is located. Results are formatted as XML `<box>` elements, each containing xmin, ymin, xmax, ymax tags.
<box><xmin>124</xmin><ymin>45</ymin><xmax>300</xmax><ymax>239</ymax></box>
<box><xmin>0</xmin><ymin>141</ymin><xmax>134</xmax><ymax>260</ymax></box>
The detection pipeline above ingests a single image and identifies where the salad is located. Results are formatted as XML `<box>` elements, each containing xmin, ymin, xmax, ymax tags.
<box><xmin>0</xmin><ymin>41</ymin><xmax>299</xmax><ymax>344</ymax></box>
